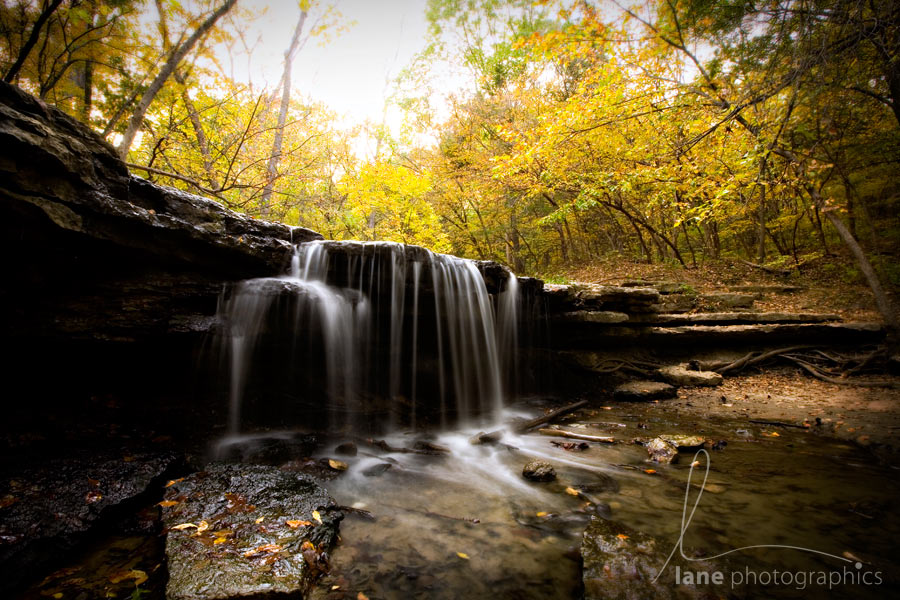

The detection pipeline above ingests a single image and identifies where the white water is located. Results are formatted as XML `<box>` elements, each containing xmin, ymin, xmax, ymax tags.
<box><xmin>217</xmin><ymin>240</ymin><xmax>519</xmax><ymax>435</ymax></box>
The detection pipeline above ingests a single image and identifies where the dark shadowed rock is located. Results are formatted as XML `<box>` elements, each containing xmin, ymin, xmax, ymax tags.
<box><xmin>0</xmin><ymin>450</ymin><xmax>180</xmax><ymax>594</ymax></box>
<box><xmin>523</xmin><ymin>459</ymin><xmax>557</xmax><ymax>482</ymax></box>
<box><xmin>161</xmin><ymin>463</ymin><xmax>341</xmax><ymax>600</ymax></box>
<box><xmin>614</xmin><ymin>381</ymin><xmax>677</xmax><ymax>401</ymax></box>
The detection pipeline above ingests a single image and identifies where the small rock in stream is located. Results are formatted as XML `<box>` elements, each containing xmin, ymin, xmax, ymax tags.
<box><xmin>361</xmin><ymin>463</ymin><xmax>393</xmax><ymax>477</ymax></box>
<box><xmin>334</xmin><ymin>442</ymin><xmax>358</xmax><ymax>456</ymax></box>
<box><xmin>522</xmin><ymin>459</ymin><xmax>557</xmax><ymax>482</ymax></box>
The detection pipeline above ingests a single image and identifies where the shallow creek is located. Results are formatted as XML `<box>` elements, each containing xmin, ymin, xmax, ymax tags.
<box><xmin>306</xmin><ymin>399</ymin><xmax>900</xmax><ymax>600</ymax></box>
<box><xmin>18</xmin><ymin>399</ymin><xmax>900</xmax><ymax>600</ymax></box>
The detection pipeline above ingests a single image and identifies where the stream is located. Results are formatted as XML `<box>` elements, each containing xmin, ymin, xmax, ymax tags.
<box><xmin>17</xmin><ymin>397</ymin><xmax>900</xmax><ymax>600</ymax></box>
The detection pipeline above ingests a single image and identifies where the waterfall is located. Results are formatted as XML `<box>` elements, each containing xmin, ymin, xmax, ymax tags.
<box><xmin>217</xmin><ymin>240</ymin><xmax>520</xmax><ymax>434</ymax></box>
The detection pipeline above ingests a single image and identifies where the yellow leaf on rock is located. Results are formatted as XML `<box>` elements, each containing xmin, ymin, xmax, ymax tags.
<box><xmin>328</xmin><ymin>459</ymin><xmax>348</xmax><ymax>471</ymax></box>
<box><xmin>312</xmin><ymin>510</ymin><xmax>322</xmax><ymax>524</ymax></box>
<box><xmin>536</xmin><ymin>511</ymin><xmax>548</xmax><ymax>517</ymax></box>
<box><xmin>565</xmin><ymin>487</ymin><xmax>579</xmax><ymax>496</ymax></box>
<box><xmin>255</xmin><ymin>516</ymin><xmax>265</xmax><ymax>524</ymax></box>
<box><xmin>158</xmin><ymin>500</ymin><xmax>179</xmax><ymax>507</ymax></box>
<box><xmin>196</xmin><ymin>520</ymin><xmax>209</xmax><ymax>533</ymax></box>
<box><xmin>171</xmin><ymin>523</ymin><xmax>197</xmax><ymax>530</ymax></box>
<box><xmin>165</xmin><ymin>478</ymin><xmax>184</xmax><ymax>488</ymax></box>
<box><xmin>456</xmin><ymin>552</ymin><xmax>470</xmax><ymax>560</ymax></box>
<box><xmin>213</xmin><ymin>537</ymin><xmax>228</xmax><ymax>544</ymax></box>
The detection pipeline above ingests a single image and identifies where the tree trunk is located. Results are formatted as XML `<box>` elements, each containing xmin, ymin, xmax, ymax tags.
<box><xmin>3</xmin><ymin>0</ymin><xmax>65</xmax><ymax>83</ymax></box>
<box><xmin>259</xmin><ymin>9</ymin><xmax>309</xmax><ymax>218</ymax></box>
<box><xmin>80</xmin><ymin>59</ymin><xmax>93</xmax><ymax>123</ymax></box>
<box><xmin>117</xmin><ymin>0</ymin><xmax>238</xmax><ymax>158</ymax></box>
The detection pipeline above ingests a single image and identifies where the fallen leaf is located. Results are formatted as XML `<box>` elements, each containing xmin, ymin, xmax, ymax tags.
<box><xmin>171</xmin><ymin>523</ymin><xmax>198</xmax><ymax>530</ymax></box>
<box><xmin>616</xmin><ymin>534</ymin><xmax>629</xmax><ymax>540</ymax></box>
<box><xmin>301</xmin><ymin>540</ymin><xmax>316</xmax><ymax>551</ymax></box>
<box><xmin>130</xmin><ymin>569</ymin><xmax>148</xmax><ymax>586</ymax></box>
<box><xmin>196</xmin><ymin>520</ymin><xmax>209</xmax><ymax>533</ymax></box>
<box><xmin>565</xmin><ymin>487</ymin><xmax>579</xmax><ymax>496</ymax></box>
<box><xmin>52</xmin><ymin>594</ymin><xmax>62</xmax><ymax>599</ymax></box>
<box><xmin>456</xmin><ymin>552</ymin><xmax>470</xmax><ymax>560</ymax></box>
<box><xmin>331</xmin><ymin>585</ymin><xmax>341</xmax><ymax>590</ymax></box>
<box><xmin>255</xmin><ymin>516</ymin><xmax>265</xmax><ymax>524</ymax></box>
<box><xmin>536</xmin><ymin>511</ymin><xmax>548</xmax><ymax>517</ymax></box>
<box><xmin>109</xmin><ymin>569</ymin><xmax>147</xmax><ymax>585</ymax></box>
<box><xmin>690</xmin><ymin>460</ymin><xmax>700</xmax><ymax>468</ymax></box>
<box><xmin>312</xmin><ymin>510</ymin><xmax>323</xmax><ymax>524</ymax></box>
<box><xmin>213</xmin><ymin>537</ymin><xmax>228</xmax><ymax>544</ymax></box>
<box><xmin>165</xmin><ymin>478</ymin><xmax>184</xmax><ymax>488</ymax></box>
<box><xmin>123</xmin><ymin>456</ymin><xmax>135</xmax><ymax>462</ymax></box>
<box><xmin>770</xmin><ymin>431</ymin><xmax>780</xmax><ymax>437</ymax></box>
<box><xmin>157</xmin><ymin>500</ymin><xmax>179</xmax><ymax>507</ymax></box>
<box><xmin>328</xmin><ymin>459</ymin><xmax>348</xmax><ymax>471</ymax></box>
<box><xmin>643</xmin><ymin>469</ymin><xmax>657</xmax><ymax>475</ymax></box>
<box><xmin>243</xmin><ymin>543</ymin><xmax>283</xmax><ymax>557</ymax></box>
<box><xmin>287</xmin><ymin>520</ymin><xmax>313</xmax><ymax>528</ymax></box>
<box><xmin>357</xmin><ymin>593</ymin><xmax>369</xmax><ymax>600</ymax></box>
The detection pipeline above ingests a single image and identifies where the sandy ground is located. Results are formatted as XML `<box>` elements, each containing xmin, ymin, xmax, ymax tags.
<box><xmin>655</xmin><ymin>369</ymin><xmax>900</xmax><ymax>459</ymax></box>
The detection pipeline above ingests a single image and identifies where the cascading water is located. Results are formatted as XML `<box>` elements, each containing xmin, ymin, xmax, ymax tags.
<box><xmin>215</xmin><ymin>240</ymin><xmax>520</xmax><ymax>436</ymax></box>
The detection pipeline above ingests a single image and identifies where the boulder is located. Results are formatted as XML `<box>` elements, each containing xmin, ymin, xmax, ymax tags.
<box><xmin>0</xmin><ymin>450</ymin><xmax>180</xmax><ymax>594</ymax></box>
<box><xmin>522</xmin><ymin>459</ymin><xmax>557</xmax><ymax>482</ymax></box>
<box><xmin>646</xmin><ymin>437</ymin><xmax>679</xmax><ymax>463</ymax></box>
<box><xmin>161</xmin><ymin>463</ymin><xmax>341</xmax><ymax>600</ymax></box>
<box><xmin>658</xmin><ymin>365</ymin><xmax>724</xmax><ymax>387</ymax></box>
<box><xmin>613</xmin><ymin>381</ymin><xmax>677</xmax><ymax>401</ymax></box>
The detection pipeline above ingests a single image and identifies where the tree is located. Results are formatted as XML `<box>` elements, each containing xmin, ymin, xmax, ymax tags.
<box><xmin>116</xmin><ymin>0</ymin><xmax>238</xmax><ymax>157</ymax></box>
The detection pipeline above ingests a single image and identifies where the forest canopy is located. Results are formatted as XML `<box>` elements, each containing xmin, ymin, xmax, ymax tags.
<box><xmin>2</xmin><ymin>0</ymin><xmax>898</xmax><ymax>298</ymax></box>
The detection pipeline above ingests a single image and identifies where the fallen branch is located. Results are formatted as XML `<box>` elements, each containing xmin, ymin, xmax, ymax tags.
<box><xmin>738</xmin><ymin>259</ymin><xmax>792</xmax><ymax>275</ymax></box>
<box><xmin>538</xmin><ymin>428</ymin><xmax>615</xmax><ymax>443</ymax></box>
<box><xmin>515</xmin><ymin>399</ymin><xmax>588</xmax><ymax>433</ymax></box>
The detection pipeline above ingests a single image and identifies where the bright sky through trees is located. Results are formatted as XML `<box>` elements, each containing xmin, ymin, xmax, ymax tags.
<box><xmin>227</xmin><ymin>0</ymin><xmax>435</xmax><ymax>151</ymax></box>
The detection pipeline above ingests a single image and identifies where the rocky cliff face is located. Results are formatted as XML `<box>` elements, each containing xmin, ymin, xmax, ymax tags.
<box><xmin>0</xmin><ymin>82</ymin><xmax>322</xmax><ymax>434</ymax></box>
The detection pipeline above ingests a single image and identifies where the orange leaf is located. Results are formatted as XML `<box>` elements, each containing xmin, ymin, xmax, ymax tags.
<box><xmin>287</xmin><ymin>520</ymin><xmax>313</xmax><ymax>528</ymax></box>
<box><xmin>243</xmin><ymin>543</ymin><xmax>283</xmax><ymax>557</ymax></box>
<box><xmin>616</xmin><ymin>534</ymin><xmax>629</xmax><ymax>540</ymax></box>
<box><xmin>158</xmin><ymin>500</ymin><xmax>179</xmax><ymax>507</ymax></box>
<box><xmin>643</xmin><ymin>469</ymin><xmax>656</xmax><ymax>474</ymax></box>
<box><xmin>357</xmin><ymin>593</ymin><xmax>369</xmax><ymax>600</ymax></box>
<box><xmin>565</xmin><ymin>487</ymin><xmax>579</xmax><ymax>496</ymax></box>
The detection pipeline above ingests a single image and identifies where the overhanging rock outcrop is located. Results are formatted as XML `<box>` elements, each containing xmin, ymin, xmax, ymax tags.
<box><xmin>0</xmin><ymin>81</ymin><xmax>321</xmax><ymax>343</ymax></box>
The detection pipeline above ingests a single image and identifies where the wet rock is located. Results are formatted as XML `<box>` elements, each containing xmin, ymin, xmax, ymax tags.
<box><xmin>658</xmin><ymin>365</ymin><xmax>723</xmax><ymax>387</ymax></box>
<box><xmin>469</xmin><ymin>430</ymin><xmax>503</xmax><ymax>445</ymax></box>
<box><xmin>522</xmin><ymin>459</ymin><xmax>557</xmax><ymax>482</ymax></box>
<box><xmin>613</xmin><ymin>381</ymin><xmax>677</xmax><ymax>401</ymax></box>
<box><xmin>334</xmin><ymin>442</ymin><xmax>357</xmax><ymax>456</ymax></box>
<box><xmin>659</xmin><ymin>435</ymin><xmax>706</xmax><ymax>449</ymax></box>
<box><xmin>361</xmin><ymin>463</ymin><xmax>393</xmax><ymax>477</ymax></box>
<box><xmin>646</xmin><ymin>437</ymin><xmax>679</xmax><ymax>464</ymax></box>
<box><xmin>0</xmin><ymin>450</ymin><xmax>180</xmax><ymax>594</ymax></box>
<box><xmin>582</xmin><ymin>517</ymin><xmax>724</xmax><ymax>600</ymax></box>
<box><xmin>647</xmin><ymin>435</ymin><xmax>706</xmax><ymax>463</ymax></box>
<box><xmin>162</xmin><ymin>463</ymin><xmax>341</xmax><ymax>600</ymax></box>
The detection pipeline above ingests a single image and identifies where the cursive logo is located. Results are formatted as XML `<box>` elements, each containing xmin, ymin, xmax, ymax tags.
<box><xmin>652</xmin><ymin>448</ymin><xmax>859</xmax><ymax>585</ymax></box>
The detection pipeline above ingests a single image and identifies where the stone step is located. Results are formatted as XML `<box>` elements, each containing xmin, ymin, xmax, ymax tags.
<box><xmin>651</xmin><ymin>312</ymin><xmax>841</xmax><ymax>326</ymax></box>
<box><xmin>549</xmin><ymin>321</ymin><xmax>885</xmax><ymax>349</ymax></box>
